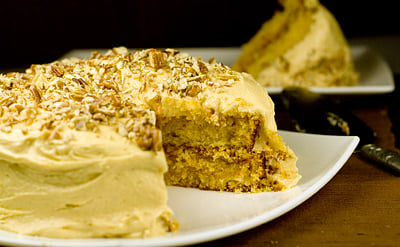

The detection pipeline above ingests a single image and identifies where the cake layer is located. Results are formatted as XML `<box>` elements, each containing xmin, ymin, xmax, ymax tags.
<box><xmin>160</xmin><ymin>115</ymin><xmax>260</xmax><ymax>148</ymax></box>
<box><xmin>164</xmin><ymin>143</ymin><xmax>298</xmax><ymax>192</ymax></box>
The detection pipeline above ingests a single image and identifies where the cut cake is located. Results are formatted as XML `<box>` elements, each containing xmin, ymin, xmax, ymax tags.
<box><xmin>0</xmin><ymin>47</ymin><xmax>299</xmax><ymax>238</ymax></box>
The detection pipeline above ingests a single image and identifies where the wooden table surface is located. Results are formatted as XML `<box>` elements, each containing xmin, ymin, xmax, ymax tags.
<box><xmin>194</xmin><ymin>93</ymin><xmax>400</xmax><ymax>247</ymax></box>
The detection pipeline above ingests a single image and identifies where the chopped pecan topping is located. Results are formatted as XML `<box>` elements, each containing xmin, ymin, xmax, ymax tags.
<box><xmin>136</xmin><ymin>127</ymin><xmax>162</xmax><ymax>151</ymax></box>
<box><xmin>51</xmin><ymin>65</ymin><xmax>64</xmax><ymax>77</ymax></box>
<box><xmin>197</xmin><ymin>60</ymin><xmax>208</xmax><ymax>74</ymax></box>
<box><xmin>187</xmin><ymin>84</ymin><xmax>202</xmax><ymax>97</ymax></box>
<box><xmin>0</xmin><ymin>46</ymin><xmax>241</xmax><ymax>150</ymax></box>
<box><xmin>30</xmin><ymin>85</ymin><xmax>42</xmax><ymax>104</ymax></box>
<box><xmin>92</xmin><ymin>113</ymin><xmax>107</xmax><ymax>122</ymax></box>
<box><xmin>99</xmin><ymin>80</ymin><xmax>118</xmax><ymax>92</ymax></box>
<box><xmin>72</xmin><ymin>78</ymin><xmax>88</xmax><ymax>88</ymax></box>
<box><xmin>70</xmin><ymin>91</ymin><xmax>85</xmax><ymax>101</ymax></box>
<box><xmin>148</xmin><ymin>49</ymin><xmax>165</xmax><ymax>70</ymax></box>
<box><xmin>90</xmin><ymin>51</ymin><xmax>102</xmax><ymax>59</ymax></box>
<box><xmin>152</xmin><ymin>129</ymin><xmax>163</xmax><ymax>152</ymax></box>
<box><xmin>49</xmin><ymin>129</ymin><xmax>62</xmax><ymax>140</ymax></box>
<box><xmin>219</xmin><ymin>75</ymin><xmax>238</xmax><ymax>81</ymax></box>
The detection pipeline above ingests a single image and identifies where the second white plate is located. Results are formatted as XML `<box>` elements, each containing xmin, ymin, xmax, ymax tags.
<box><xmin>61</xmin><ymin>46</ymin><xmax>394</xmax><ymax>95</ymax></box>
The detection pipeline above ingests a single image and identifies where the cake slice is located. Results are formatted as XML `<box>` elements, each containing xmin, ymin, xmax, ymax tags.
<box><xmin>0</xmin><ymin>47</ymin><xmax>299</xmax><ymax>238</ymax></box>
<box><xmin>233</xmin><ymin>0</ymin><xmax>358</xmax><ymax>87</ymax></box>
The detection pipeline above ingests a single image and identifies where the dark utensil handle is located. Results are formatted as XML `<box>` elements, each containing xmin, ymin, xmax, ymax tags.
<box><xmin>360</xmin><ymin>144</ymin><xmax>400</xmax><ymax>175</ymax></box>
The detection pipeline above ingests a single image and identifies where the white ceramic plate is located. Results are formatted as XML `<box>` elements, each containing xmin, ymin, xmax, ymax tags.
<box><xmin>0</xmin><ymin>131</ymin><xmax>359</xmax><ymax>247</ymax></box>
<box><xmin>60</xmin><ymin>46</ymin><xmax>394</xmax><ymax>95</ymax></box>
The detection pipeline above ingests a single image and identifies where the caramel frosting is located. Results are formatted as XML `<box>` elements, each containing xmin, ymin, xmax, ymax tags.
<box><xmin>0</xmin><ymin>47</ymin><xmax>298</xmax><ymax>238</ymax></box>
<box><xmin>0</xmin><ymin>127</ymin><xmax>171</xmax><ymax>238</ymax></box>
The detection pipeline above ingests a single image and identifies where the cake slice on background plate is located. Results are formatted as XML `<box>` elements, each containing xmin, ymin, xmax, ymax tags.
<box><xmin>233</xmin><ymin>0</ymin><xmax>359</xmax><ymax>87</ymax></box>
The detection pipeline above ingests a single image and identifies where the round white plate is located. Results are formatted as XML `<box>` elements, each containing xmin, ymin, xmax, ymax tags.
<box><xmin>0</xmin><ymin>131</ymin><xmax>359</xmax><ymax>247</ymax></box>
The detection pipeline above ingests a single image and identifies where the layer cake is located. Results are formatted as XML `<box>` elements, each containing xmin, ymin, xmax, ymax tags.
<box><xmin>0</xmin><ymin>47</ymin><xmax>299</xmax><ymax>238</ymax></box>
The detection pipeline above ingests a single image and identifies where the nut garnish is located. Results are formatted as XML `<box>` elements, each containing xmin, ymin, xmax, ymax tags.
<box><xmin>187</xmin><ymin>84</ymin><xmax>202</xmax><ymax>97</ymax></box>
<box><xmin>72</xmin><ymin>78</ymin><xmax>88</xmax><ymax>88</ymax></box>
<box><xmin>0</xmin><ymin>47</ymin><xmax>241</xmax><ymax>151</ymax></box>
<box><xmin>51</xmin><ymin>65</ymin><xmax>64</xmax><ymax>77</ymax></box>
<box><xmin>29</xmin><ymin>84</ymin><xmax>42</xmax><ymax>104</ymax></box>
<box><xmin>148</xmin><ymin>49</ymin><xmax>165</xmax><ymax>70</ymax></box>
<box><xmin>197</xmin><ymin>60</ymin><xmax>208</xmax><ymax>74</ymax></box>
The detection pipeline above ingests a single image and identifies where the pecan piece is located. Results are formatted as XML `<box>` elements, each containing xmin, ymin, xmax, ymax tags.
<box><xmin>197</xmin><ymin>60</ymin><xmax>208</xmax><ymax>74</ymax></box>
<box><xmin>148</xmin><ymin>49</ymin><xmax>165</xmax><ymax>70</ymax></box>
<box><xmin>99</xmin><ymin>80</ymin><xmax>118</xmax><ymax>92</ymax></box>
<box><xmin>187</xmin><ymin>84</ymin><xmax>202</xmax><ymax>97</ymax></box>
<box><xmin>51</xmin><ymin>65</ymin><xmax>64</xmax><ymax>77</ymax></box>
<box><xmin>219</xmin><ymin>75</ymin><xmax>238</xmax><ymax>81</ymax></box>
<box><xmin>208</xmin><ymin>57</ymin><xmax>216</xmax><ymax>64</ymax></box>
<box><xmin>136</xmin><ymin>127</ymin><xmax>162</xmax><ymax>151</ymax></box>
<box><xmin>92</xmin><ymin>113</ymin><xmax>107</xmax><ymax>122</ymax></box>
<box><xmin>70</xmin><ymin>92</ymin><xmax>85</xmax><ymax>101</ymax></box>
<box><xmin>30</xmin><ymin>85</ymin><xmax>42</xmax><ymax>104</ymax></box>
<box><xmin>90</xmin><ymin>51</ymin><xmax>102</xmax><ymax>59</ymax></box>
<box><xmin>136</xmin><ymin>136</ymin><xmax>153</xmax><ymax>151</ymax></box>
<box><xmin>151</xmin><ymin>128</ymin><xmax>163</xmax><ymax>152</ymax></box>
<box><xmin>49</xmin><ymin>129</ymin><xmax>62</xmax><ymax>140</ymax></box>
<box><xmin>72</xmin><ymin>78</ymin><xmax>88</xmax><ymax>88</ymax></box>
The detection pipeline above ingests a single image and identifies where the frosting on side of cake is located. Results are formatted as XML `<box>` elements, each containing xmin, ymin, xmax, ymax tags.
<box><xmin>233</xmin><ymin>0</ymin><xmax>358</xmax><ymax>87</ymax></box>
<box><xmin>0</xmin><ymin>127</ymin><xmax>171</xmax><ymax>238</ymax></box>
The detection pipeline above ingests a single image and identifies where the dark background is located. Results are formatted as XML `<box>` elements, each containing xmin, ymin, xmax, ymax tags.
<box><xmin>0</xmin><ymin>0</ymin><xmax>399</xmax><ymax>70</ymax></box>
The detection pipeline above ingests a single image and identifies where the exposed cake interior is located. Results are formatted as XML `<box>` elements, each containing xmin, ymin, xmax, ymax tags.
<box><xmin>161</xmin><ymin>114</ymin><xmax>295</xmax><ymax>192</ymax></box>
<box><xmin>141</xmin><ymin>56</ymin><xmax>300</xmax><ymax>192</ymax></box>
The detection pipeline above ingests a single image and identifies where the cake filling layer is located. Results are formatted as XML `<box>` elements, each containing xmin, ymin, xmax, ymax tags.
<box><xmin>164</xmin><ymin>144</ymin><xmax>293</xmax><ymax>192</ymax></box>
